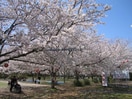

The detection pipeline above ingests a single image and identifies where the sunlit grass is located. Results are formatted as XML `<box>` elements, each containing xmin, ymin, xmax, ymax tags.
<box><xmin>0</xmin><ymin>79</ymin><xmax>132</xmax><ymax>99</ymax></box>
<box><xmin>0</xmin><ymin>81</ymin><xmax>7</xmax><ymax>88</ymax></box>
<box><xmin>100</xmin><ymin>94</ymin><xmax>132</xmax><ymax>99</ymax></box>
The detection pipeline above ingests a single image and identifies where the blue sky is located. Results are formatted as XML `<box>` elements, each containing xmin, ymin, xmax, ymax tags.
<box><xmin>96</xmin><ymin>0</ymin><xmax>132</xmax><ymax>42</ymax></box>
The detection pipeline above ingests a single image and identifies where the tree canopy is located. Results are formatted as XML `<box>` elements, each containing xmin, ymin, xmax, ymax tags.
<box><xmin>0</xmin><ymin>0</ymin><xmax>132</xmax><ymax>76</ymax></box>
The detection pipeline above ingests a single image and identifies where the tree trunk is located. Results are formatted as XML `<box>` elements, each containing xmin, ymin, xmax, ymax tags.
<box><xmin>75</xmin><ymin>70</ymin><xmax>79</xmax><ymax>82</ymax></box>
<box><xmin>31</xmin><ymin>72</ymin><xmax>35</xmax><ymax>82</ymax></box>
<box><xmin>51</xmin><ymin>72</ymin><xmax>56</xmax><ymax>89</ymax></box>
<box><xmin>63</xmin><ymin>71</ymin><xmax>66</xmax><ymax>83</ymax></box>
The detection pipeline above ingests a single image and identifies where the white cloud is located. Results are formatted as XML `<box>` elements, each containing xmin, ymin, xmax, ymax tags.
<box><xmin>130</xmin><ymin>25</ymin><xmax>132</xmax><ymax>28</ymax></box>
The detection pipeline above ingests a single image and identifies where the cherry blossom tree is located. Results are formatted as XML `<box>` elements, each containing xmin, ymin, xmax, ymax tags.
<box><xmin>0</xmin><ymin>0</ymin><xmax>110</xmax><ymax>65</ymax></box>
<box><xmin>103</xmin><ymin>40</ymin><xmax>132</xmax><ymax>73</ymax></box>
<box><xmin>1</xmin><ymin>0</ymin><xmax>132</xmax><ymax>88</ymax></box>
<box><xmin>0</xmin><ymin>0</ymin><xmax>113</xmax><ymax>88</ymax></box>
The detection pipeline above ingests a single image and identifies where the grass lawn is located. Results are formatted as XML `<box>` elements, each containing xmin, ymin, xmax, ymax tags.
<box><xmin>0</xmin><ymin>81</ymin><xmax>7</xmax><ymax>88</ymax></box>
<box><xmin>101</xmin><ymin>94</ymin><xmax>132</xmax><ymax>99</ymax></box>
<box><xmin>0</xmin><ymin>79</ymin><xmax>132</xmax><ymax>99</ymax></box>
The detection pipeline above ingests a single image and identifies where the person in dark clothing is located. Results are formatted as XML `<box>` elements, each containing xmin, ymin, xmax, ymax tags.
<box><xmin>37</xmin><ymin>76</ymin><xmax>41</xmax><ymax>84</ymax></box>
<box><xmin>10</xmin><ymin>76</ymin><xmax>17</xmax><ymax>92</ymax></box>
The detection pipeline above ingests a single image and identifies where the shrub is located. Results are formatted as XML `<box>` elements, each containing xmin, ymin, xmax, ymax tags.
<box><xmin>0</xmin><ymin>73</ymin><xmax>8</xmax><ymax>79</ymax></box>
<box><xmin>8</xmin><ymin>73</ymin><xmax>28</xmax><ymax>81</ymax></box>
<box><xmin>98</xmin><ymin>76</ymin><xmax>102</xmax><ymax>83</ymax></box>
<box><xmin>92</xmin><ymin>77</ymin><xmax>99</xmax><ymax>83</ymax></box>
<box><xmin>17</xmin><ymin>73</ymin><xmax>28</xmax><ymax>81</ymax></box>
<box><xmin>83</xmin><ymin>79</ymin><xmax>90</xmax><ymax>85</ymax></box>
<box><xmin>108</xmin><ymin>75</ymin><xmax>114</xmax><ymax>83</ymax></box>
<box><xmin>73</xmin><ymin>80</ymin><xmax>83</xmax><ymax>87</ymax></box>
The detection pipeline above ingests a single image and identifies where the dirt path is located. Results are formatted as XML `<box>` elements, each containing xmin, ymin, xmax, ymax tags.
<box><xmin>0</xmin><ymin>80</ymin><xmax>50</xmax><ymax>99</ymax></box>
<box><xmin>0</xmin><ymin>80</ymin><xmax>49</xmax><ymax>87</ymax></box>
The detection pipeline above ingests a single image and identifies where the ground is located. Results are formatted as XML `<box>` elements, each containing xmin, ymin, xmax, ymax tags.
<box><xmin>0</xmin><ymin>80</ymin><xmax>132</xmax><ymax>99</ymax></box>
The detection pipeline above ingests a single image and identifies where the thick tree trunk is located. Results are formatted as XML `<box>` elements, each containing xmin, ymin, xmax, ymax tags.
<box><xmin>75</xmin><ymin>70</ymin><xmax>79</xmax><ymax>82</ymax></box>
<box><xmin>75</xmin><ymin>74</ymin><xmax>79</xmax><ymax>82</ymax></box>
<box><xmin>51</xmin><ymin>72</ymin><xmax>56</xmax><ymax>89</ymax></box>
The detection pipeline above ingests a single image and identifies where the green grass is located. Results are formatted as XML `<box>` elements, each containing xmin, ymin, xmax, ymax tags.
<box><xmin>101</xmin><ymin>94</ymin><xmax>132</xmax><ymax>99</ymax></box>
<box><xmin>0</xmin><ymin>78</ymin><xmax>132</xmax><ymax>99</ymax></box>
<box><xmin>79</xmin><ymin>93</ymin><xmax>132</xmax><ymax>99</ymax></box>
<box><xmin>0</xmin><ymin>82</ymin><xmax>7</xmax><ymax>88</ymax></box>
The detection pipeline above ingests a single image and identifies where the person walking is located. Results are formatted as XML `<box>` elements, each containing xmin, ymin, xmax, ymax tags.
<box><xmin>10</xmin><ymin>76</ymin><xmax>17</xmax><ymax>92</ymax></box>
